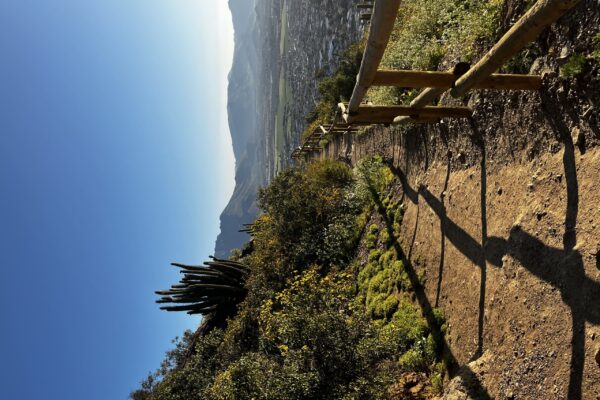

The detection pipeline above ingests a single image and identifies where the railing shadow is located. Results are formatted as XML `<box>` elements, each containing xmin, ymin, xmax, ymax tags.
<box><xmin>389</xmin><ymin>108</ymin><xmax>599</xmax><ymax>398</ymax></box>
<box><xmin>364</xmin><ymin>173</ymin><xmax>492</xmax><ymax>399</ymax></box>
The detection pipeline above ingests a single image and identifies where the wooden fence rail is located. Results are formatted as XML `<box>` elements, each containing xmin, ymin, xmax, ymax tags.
<box><xmin>293</xmin><ymin>0</ymin><xmax>583</xmax><ymax>158</ymax></box>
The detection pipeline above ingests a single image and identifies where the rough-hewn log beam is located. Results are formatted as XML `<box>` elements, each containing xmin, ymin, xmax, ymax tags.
<box><xmin>451</xmin><ymin>0</ymin><xmax>581</xmax><ymax>97</ymax></box>
<box><xmin>345</xmin><ymin>104</ymin><xmax>472</xmax><ymax>124</ymax></box>
<box><xmin>346</xmin><ymin>0</ymin><xmax>402</xmax><ymax>115</ymax></box>
<box><xmin>373</xmin><ymin>70</ymin><xmax>541</xmax><ymax>90</ymax></box>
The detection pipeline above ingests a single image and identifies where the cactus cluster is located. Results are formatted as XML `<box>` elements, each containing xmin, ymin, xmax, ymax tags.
<box><xmin>155</xmin><ymin>256</ymin><xmax>249</xmax><ymax>316</ymax></box>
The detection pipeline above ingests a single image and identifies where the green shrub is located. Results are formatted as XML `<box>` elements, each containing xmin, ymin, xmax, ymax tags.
<box><xmin>382</xmin><ymin>295</ymin><xmax>400</xmax><ymax>319</ymax></box>
<box><xmin>365</xmin><ymin>232</ymin><xmax>378</xmax><ymax>249</ymax></box>
<box><xmin>560</xmin><ymin>53</ymin><xmax>586</xmax><ymax>78</ymax></box>
<box><xmin>590</xmin><ymin>33</ymin><xmax>600</xmax><ymax>61</ymax></box>
<box><xmin>503</xmin><ymin>42</ymin><xmax>542</xmax><ymax>74</ymax></box>
<box><xmin>368</xmin><ymin>223</ymin><xmax>379</xmax><ymax>234</ymax></box>
<box><xmin>379</xmin><ymin>229</ymin><xmax>391</xmax><ymax>246</ymax></box>
<box><xmin>302</xmin><ymin>41</ymin><xmax>365</xmax><ymax>139</ymax></box>
<box><xmin>134</xmin><ymin>149</ymin><xmax>447</xmax><ymax>399</ymax></box>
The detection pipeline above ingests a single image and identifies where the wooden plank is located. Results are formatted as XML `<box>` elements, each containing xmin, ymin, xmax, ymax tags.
<box><xmin>451</xmin><ymin>0</ymin><xmax>581</xmax><ymax>97</ymax></box>
<box><xmin>346</xmin><ymin>0</ymin><xmax>402</xmax><ymax>115</ymax></box>
<box><xmin>356</xmin><ymin>4</ymin><xmax>373</xmax><ymax>9</ymax></box>
<box><xmin>350</xmin><ymin>105</ymin><xmax>472</xmax><ymax>123</ymax></box>
<box><xmin>373</xmin><ymin>70</ymin><xmax>541</xmax><ymax>90</ymax></box>
<box><xmin>360</xmin><ymin>13</ymin><xmax>372</xmax><ymax>20</ymax></box>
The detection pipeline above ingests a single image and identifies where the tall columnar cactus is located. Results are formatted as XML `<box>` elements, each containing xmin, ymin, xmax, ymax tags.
<box><xmin>155</xmin><ymin>256</ymin><xmax>249</xmax><ymax>317</ymax></box>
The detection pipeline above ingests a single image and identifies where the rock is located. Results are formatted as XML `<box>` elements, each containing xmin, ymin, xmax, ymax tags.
<box><xmin>528</xmin><ymin>182</ymin><xmax>535</xmax><ymax>191</ymax></box>
<box><xmin>582</xmin><ymin>106</ymin><xmax>594</xmax><ymax>120</ymax></box>
<box><xmin>497</xmin><ymin>187</ymin><xmax>503</xmax><ymax>195</ymax></box>
<box><xmin>557</xmin><ymin>45</ymin><xmax>572</xmax><ymax>63</ymax></box>
<box><xmin>549</xmin><ymin>142</ymin><xmax>561</xmax><ymax>153</ymax></box>
<box><xmin>440</xmin><ymin>351</ymin><xmax>492</xmax><ymax>399</ymax></box>
<box><xmin>555</xmin><ymin>173</ymin><xmax>563</xmax><ymax>183</ymax></box>
<box><xmin>571</xmin><ymin>127</ymin><xmax>583</xmax><ymax>147</ymax></box>
<box><xmin>529</xmin><ymin>58</ymin><xmax>542</xmax><ymax>74</ymax></box>
<box><xmin>409</xmin><ymin>383</ymin><xmax>424</xmax><ymax>395</ymax></box>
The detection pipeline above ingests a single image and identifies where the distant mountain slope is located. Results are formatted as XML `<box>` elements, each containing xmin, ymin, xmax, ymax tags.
<box><xmin>214</xmin><ymin>0</ymin><xmax>263</xmax><ymax>258</ymax></box>
<box><xmin>215</xmin><ymin>0</ymin><xmax>363</xmax><ymax>258</ymax></box>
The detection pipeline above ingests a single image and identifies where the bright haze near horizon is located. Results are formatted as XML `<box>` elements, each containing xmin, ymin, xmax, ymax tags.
<box><xmin>0</xmin><ymin>1</ymin><xmax>235</xmax><ymax>399</ymax></box>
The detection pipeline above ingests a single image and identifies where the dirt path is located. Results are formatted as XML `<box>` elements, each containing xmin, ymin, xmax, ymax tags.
<box><xmin>318</xmin><ymin>103</ymin><xmax>600</xmax><ymax>398</ymax></box>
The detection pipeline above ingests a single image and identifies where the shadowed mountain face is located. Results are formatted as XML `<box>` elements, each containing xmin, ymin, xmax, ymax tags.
<box><xmin>214</xmin><ymin>0</ymin><xmax>263</xmax><ymax>258</ymax></box>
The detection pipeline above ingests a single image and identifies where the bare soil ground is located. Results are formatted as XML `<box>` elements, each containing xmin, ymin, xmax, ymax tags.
<box><xmin>323</xmin><ymin>115</ymin><xmax>600</xmax><ymax>400</ymax></box>
<box><xmin>315</xmin><ymin>1</ymin><xmax>600</xmax><ymax>395</ymax></box>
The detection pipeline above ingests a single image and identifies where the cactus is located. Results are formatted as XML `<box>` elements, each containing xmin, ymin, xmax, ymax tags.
<box><xmin>155</xmin><ymin>257</ymin><xmax>249</xmax><ymax>321</ymax></box>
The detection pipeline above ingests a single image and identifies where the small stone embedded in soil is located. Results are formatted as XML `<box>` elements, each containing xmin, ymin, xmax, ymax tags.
<box><xmin>528</xmin><ymin>182</ymin><xmax>535</xmax><ymax>191</ymax></box>
<box><xmin>542</xmin><ymin>70</ymin><xmax>558</xmax><ymax>81</ymax></box>
<box><xmin>558</xmin><ymin>45</ymin><xmax>571</xmax><ymax>62</ymax></box>
<box><xmin>582</xmin><ymin>106</ymin><xmax>594</xmax><ymax>120</ymax></box>
<box><xmin>555</xmin><ymin>173</ymin><xmax>563</xmax><ymax>183</ymax></box>
<box><xmin>497</xmin><ymin>187</ymin><xmax>503</xmax><ymax>195</ymax></box>
<box><xmin>571</xmin><ymin>127</ymin><xmax>584</xmax><ymax>148</ymax></box>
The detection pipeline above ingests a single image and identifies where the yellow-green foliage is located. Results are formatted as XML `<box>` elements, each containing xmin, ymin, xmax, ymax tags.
<box><xmin>302</xmin><ymin>41</ymin><xmax>365</xmax><ymax>139</ymax></box>
<box><xmin>592</xmin><ymin>33</ymin><xmax>600</xmax><ymax>60</ymax></box>
<box><xmin>383</xmin><ymin>0</ymin><xmax>503</xmax><ymax>68</ymax></box>
<box><xmin>365</xmin><ymin>224</ymin><xmax>379</xmax><ymax>248</ymax></box>
<box><xmin>368</xmin><ymin>0</ymin><xmax>504</xmax><ymax>104</ymax></box>
<box><xmin>359</xmin><ymin>246</ymin><xmax>409</xmax><ymax>319</ymax></box>
<box><xmin>134</xmin><ymin>158</ymin><xmax>448</xmax><ymax>400</ymax></box>
<box><xmin>560</xmin><ymin>53</ymin><xmax>587</xmax><ymax>78</ymax></box>
<box><xmin>354</xmin><ymin>156</ymin><xmax>394</xmax><ymax>207</ymax></box>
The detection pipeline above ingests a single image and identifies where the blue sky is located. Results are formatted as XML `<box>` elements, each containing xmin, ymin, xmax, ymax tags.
<box><xmin>0</xmin><ymin>1</ymin><xmax>235</xmax><ymax>399</ymax></box>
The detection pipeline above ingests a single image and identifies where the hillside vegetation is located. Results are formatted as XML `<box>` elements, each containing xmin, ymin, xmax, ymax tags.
<box><xmin>138</xmin><ymin>0</ymin><xmax>600</xmax><ymax>398</ymax></box>
<box><xmin>132</xmin><ymin>158</ymin><xmax>448</xmax><ymax>400</ymax></box>
<box><xmin>368</xmin><ymin>0</ymin><xmax>505</xmax><ymax>105</ymax></box>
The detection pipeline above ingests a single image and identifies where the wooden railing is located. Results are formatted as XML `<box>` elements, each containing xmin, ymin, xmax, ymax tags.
<box><xmin>292</xmin><ymin>0</ymin><xmax>582</xmax><ymax>160</ymax></box>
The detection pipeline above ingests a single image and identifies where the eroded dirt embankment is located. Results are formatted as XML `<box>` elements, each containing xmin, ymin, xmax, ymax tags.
<box><xmin>316</xmin><ymin>10</ymin><xmax>600</xmax><ymax>396</ymax></box>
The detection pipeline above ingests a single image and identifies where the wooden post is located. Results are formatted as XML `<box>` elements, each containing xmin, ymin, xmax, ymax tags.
<box><xmin>346</xmin><ymin>0</ymin><xmax>402</xmax><ymax>117</ymax></box>
<box><xmin>452</xmin><ymin>0</ymin><xmax>581</xmax><ymax>97</ymax></box>
<box><xmin>373</xmin><ymin>70</ymin><xmax>541</xmax><ymax>90</ymax></box>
